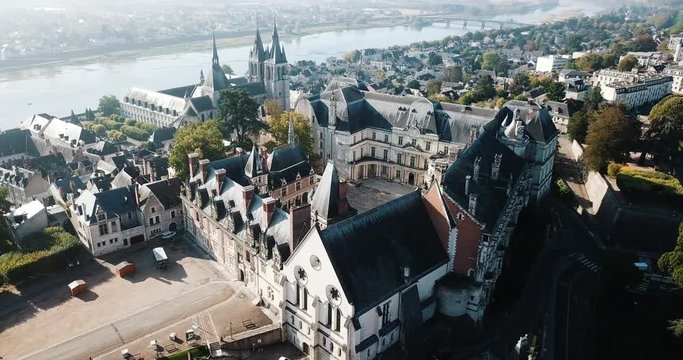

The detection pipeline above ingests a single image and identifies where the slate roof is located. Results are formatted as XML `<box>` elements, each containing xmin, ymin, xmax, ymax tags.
<box><xmin>125</xmin><ymin>87</ymin><xmax>188</xmax><ymax>114</ymax></box>
<box><xmin>140</xmin><ymin>178</ymin><xmax>182</xmax><ymax>209</ymax></box>
<box><xmin>310</xmin><ymin>162</ymin><xmax>339</xmax><ymax>221</ymax></box>
<box><xmin>441</xmin><ymin>122</ymin><xmax>527</xmax><ymax>231</ymax></box>
<box><xmin>0</xmin><ymin>129</ymin><xmax>39</xmax><ymax>158</ymax></box>
<box><xmin>266</xmin><ymin>144</ymin><xmax>312</xmax><ymax>189</ymax></box>
<box><xmin>52</xmin><ymin>176</ymin><xmax>86</xmax><ymax>197</ymax></box>
<box><xmin>158</xmin><ymin>84</ymin><xmax>198</xmax><ymax>98</ymax></box>
<box><xmin>149</xmin><ymin>127</ymin><xmax>176</xmax><ymax>146</ymax></box>
<box><xmin>502</xmin><ymin>101</ymin><xmax>559</xmax><ymax>142</ymax></box>
<box><xmin>238</xmin><ymin>81</ymin><xmax>267</xmax><ymax>96</ymax></box>
<box><xmin>191</xmin><ymin>154</ymin><xmax>251</xmax><ymax>187</ymax></box>
<box><xmin>78</xmin><ymin>186</ymin><xmax>138</xmax><ymax>224</ymax></box>
<box><xmin>189</xmin><ymin>96</ymin><xmax>215</xmax><ymax>113</ymax></box>
<box><xmin>308</xmin><ymin>81</ymin><xmax>495</xmax><ymax>142</ymax></box>
<box><xmin>320</xmin><ymin>191</ymin><xmax>448</xmax><ymax>314</ymax></box>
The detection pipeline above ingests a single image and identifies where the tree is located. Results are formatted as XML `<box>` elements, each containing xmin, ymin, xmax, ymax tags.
<box><xmin>617</xmin><ymin>55</ymin><xmax>639</xmax><ymax>71</ymax></box>
<box><xmin>263</xmin><ymin>99</ymin><xmax>283</xmax><ymax>120</ymax></box>
<box><xmin>426</xmin><ymin>80</ymin><xmax>442</xmax><ymax>96</ymax></box>
<box><xmin>509</xmin><ymin>72</ymin><xmax>531</xmax><ymax>95</ymax></box>
<box><xmin>92</xmin><ymin>124</ymin><xmax>107</xmax><ymax>137</ymax></box>
<box><xmin>427</xmin><ymin>52</ymin><xmax>443</xmax><ymax>66</ymax></box>
<box><xmin>222</xmin><ymin>64</ymin><xmax>235</xmax><ymax>77</ymax></box>
<box><xmin>267</xmin><ymin>112</ymin><xmax>314</xmax><ymax>156</ymax></box>
<box><xmin>407</xmin><ymin>79</ymin><xmax>420</xmax><ymax>89</ymax></box>
<box><xmin>458</xmin><ymin>92</ymin><xmax>478</xmax><ymax>105</ymax></box>
<box><xmin>567</xmin><ymin>111</ymin><xmax>589</xmax><ymax>143</ymax></box>
<box><xmin>481</xmin><ymin>51</ymin><xmax>502</xmax><ymax>73</ymax></box>
<box><xmin>216</xmin><ymin>88</ymin><xmax>267</xmax><ymax>147</ymax></box>
<box><xmin>574</xmin><ymin>52</ymin><xmax>604</xmax><ymax>71</ymax></box>
<box><xmin>545</xmin><ymin>81</ymin><xmax>566</xmax><ymax>102</ymax></box>
<box><xmin>85</xmin><ymin>108</ymin><xmax>95</xmax><ymax>121</ymax></box>
<box><xmin>584</xmin><ymin>86</ymin><xmax>604</xmax><ymax>112</ymax></box>
<box><xmin>644</xmin><ymin>95</ymin><xmax>683</xmax><ymax>166</ymax></box>
<box><xmin>342</xmin><ymin>49</ymin><xmax>362</xmax><ymax>63</ymax></box>
<box><xmin>523</xmin><ymin>40</ymin><xmax>537</xmax><ymax>52</ymax></box>
<box><xmin>441</xmin><ymin>66</ymin><xmax>463</xmax><ymax>83</ymax></box>
<box><xmin>98</xmin><ymin>95</ymin><xmax>121</xmax><ymax>117</ymax></box>
<box><xmin>0</xmin><ymin>187</ymin><xmax>11</xmax><ymax>212</ymax></box>
<box><xmin>375</xmin><ymin>70</ymin><xmax>386</xmax><ymax>82</ymax></box>
<box><xmin>474</xmin><ymin>75</ymin><xmax>496</xmax><ymax>100</ymax></box>
<box><xmin>70</xmin><ymin>110</ymin><xmax>78</xmax><ymax>124</ymax></box>
<box><xmin>583</xmin><ymin>105</ymin><xmax>640</xmax><ymax>171</ymax></box>
<box><xmin>169</xmin><ymin>120</ymin><xmax>225</xmax><ymax>180</ymax></box>
<box><xmin>658</xmin><ymin>222</ymin><xmax>683</xmax><ymax>337</ymax></box>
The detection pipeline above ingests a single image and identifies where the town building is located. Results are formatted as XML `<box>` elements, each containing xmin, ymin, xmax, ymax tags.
<box><xmin>535</xmin><ymin>55</ymin><xmax>571</xmax><ymax>73</ymax></box>
<box><xmin>121</xmin><ymin>24</ymin><xmax>289</xmax><ymax>128</ymax></box>
<box><xmin>663</xmin><ymin>66</ymin><xmax>683</xmax><ymax>94</ymax></box>
<box><xmin>592</xmin><ymin>69</ymin><xmax>672</xmax><ymax>109</ymax></box>
<box><xmin>293</xmin><ymin>79</ymin><xmax>498</xmax><ymax>188</ymax></box>
<box><xmin>620</xmin><ymin>51</ymin><xmax>665</xmax><ymax>67</ymax></box>
<box><xmin>282</xmin><ymin>190</ymin><xmax>449</xmax><ymax>359</ymax></box>
<box><xmin>558</xmin><ymin>69</ymin><xmax>592</xmax><ymax>83</ymax></box>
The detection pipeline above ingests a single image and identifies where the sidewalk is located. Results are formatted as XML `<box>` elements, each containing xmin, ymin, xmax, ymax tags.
<box><xmin>556</xmin><ymin>136</ymin><xmax>594</xmax><ymax>213</ymax></box>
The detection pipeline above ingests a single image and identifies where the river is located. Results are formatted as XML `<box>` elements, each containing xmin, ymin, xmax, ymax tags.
<box><xmin>0</xmin><ymin>23</ymin><xmax>486</xmax><ymax>128</ymax></box>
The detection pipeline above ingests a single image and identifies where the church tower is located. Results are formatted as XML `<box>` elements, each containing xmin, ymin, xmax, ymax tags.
<box><xmin>248</xmin><ymin>19</ymin><xmax>266</xmax><ymax>83</ymax></box>
<box><xmin>264</xmin><ymin>20</ymin><xmax>290</xmax><ymax>110</ymax></box>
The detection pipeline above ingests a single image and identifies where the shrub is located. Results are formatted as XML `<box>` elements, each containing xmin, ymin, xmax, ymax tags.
<box><xmin>0</xmin><ymin>227</ymin><xmax>82</xmax><ymax>284</ymax></box>
<box><xmin>554</xmin><ymin>178</ymin><xmax>574</xmax><ymax>202</ymax></box>
<box><xmin>135</xmin><ymin>122</ymin><xmax>156</xmax><ymax>133</ymax></box>
<box><xmin>120</xmin><ymin>125</ymin><xmax>151</xmax><ymax>141</ymax></box>
<box><xmin>107</xmin><ymin>130</ymin><xmax>127</xmax><ymax>142</ymax></box>
<box><xmin>616</xmin><ymin>168</ymin><xmax>683</xmax><ymax>206</ymax></box>
<box><xmin>110</xmin><ymin>114</ymin><xmax>125</xmax><ymax>123</ymax></box>
<box><xmin>607</xmin><ymin>162</ymin><xmax>623</xmax><ymax>177</ymax></box>
<box><xmin>124</xmin><ymin>118</ymin><xmax>136</xmax><ymax>126</ymax></box>
<box><xmin>91</xmin><ymin>124</ymin><xmax>107</xmax><ymax>136</ymax></box>
<box><xmin>102</xmin><ymin>119</ymin><xmax>122</xmax><ymax>131</ymax></box>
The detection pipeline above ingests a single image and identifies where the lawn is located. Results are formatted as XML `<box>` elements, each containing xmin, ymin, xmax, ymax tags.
<box><xmin>616</xmin><ymin>168</ymin><xmax>683</xmax><ymax>206</ymax></box>
<box><xmin>163</xmin><ymin>345</ymin><xmax>210</xmax><ymax>360</ymax></box>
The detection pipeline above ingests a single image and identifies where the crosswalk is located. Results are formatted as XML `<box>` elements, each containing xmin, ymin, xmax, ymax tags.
<box><xmin>569</xmin><ymin>253</ymin><xmax>601</xmax><ymax>272</ymax></box>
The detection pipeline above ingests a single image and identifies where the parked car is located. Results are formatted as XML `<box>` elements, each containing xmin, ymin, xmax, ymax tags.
<box><xmin>161</xmin><ymin>231</ymin><xmax>176</xmax><ymax>240</ymax></box>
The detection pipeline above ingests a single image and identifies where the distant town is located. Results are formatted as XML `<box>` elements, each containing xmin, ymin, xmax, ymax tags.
<box><xmin>0</xmin><ymin>3</ymin><xmax>682</xmax><ymax>360</ymax></box>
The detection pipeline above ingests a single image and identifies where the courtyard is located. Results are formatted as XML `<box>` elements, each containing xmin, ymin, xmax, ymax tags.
<box><xmin>0</xmin><ymin>236</ymin><xmax>271</xmax><ymax>360</ymax></box>
<box><xmin>347</xmin><ymin>178</ymin><xmax>416</xmax><ymax>213</ymax></box>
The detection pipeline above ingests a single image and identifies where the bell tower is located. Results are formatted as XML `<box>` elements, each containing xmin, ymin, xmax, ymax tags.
<box><xmin>248</xmin><ymin>18</ymin><xmax>266</xmax><ymax>83</ymax></box>
<box><xmin>264</xmin><ymin>19</ymin><xmax>290</xmax><ymax>110</ymax></box>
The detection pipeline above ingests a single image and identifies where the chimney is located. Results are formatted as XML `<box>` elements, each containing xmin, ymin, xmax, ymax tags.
<box><xmin>515</xmin><ymin>120</ymin><xmax>525</xmax><ymax>140</ymax></box>
<box><xmin>402</xmin><ymin>265</ymin><xmax>411</xmax><ymax>284</ymax></box>
<box><xmin>188</xmin><ymin>153</ymin><xmax>200</xmax><ymax>177</ymax></box>
<box><xmin>338</xmin><ymin>178</ymin><xmax>350</xmax><ymax>216</ymax></box>
<box><xmin>289</xmin><ymin>203</ymin><xmax>312</xmax><ymax>252</ymax></box>
<box><xmin>198</xmin><ymin>159</ymin><xmax>210</xmax><ymax>184</ymax></box>
<box><xmin>215</xmin><ymin>168</ymin><xmax>226</xmax><ymax>195</ymax></box>
<box><xmin>242</xmin><ymin>185</ymin><xmax>255</xmax><ymax>212</ymax></box>
<box><xmin>465</xmin><ymin>175</ymin><xmax>472</xmax><ymax>195</ymax></box>
<box><xmin>473</xmin><ymin>156</ymin><xmax>481</xmax><ymax>181</ymax></box>
<box><xmin>468</xmin><ymin>193</ymin><xmax>478</xmax><ymax>215</ymax></box>
<box><xmin>491</xmin><ymin>154</ymin><xmax>502</xmax><ymax>181</ymax></box>
<box><xmin>235</xmin><ymin>147</ymin><xmax>244</xmax><ymax>156</ymax></box>
<box><xmin>263</xmin><ymin>196</ymin><xmax>277</xmax><ymax>229</ymax></box>
<box><xmin>134</xmin><ymin>184</ymin><xmax>141</xmax><ymax>206</ymax></box>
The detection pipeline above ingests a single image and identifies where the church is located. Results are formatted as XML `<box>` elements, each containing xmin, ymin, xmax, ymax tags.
<box><xmin>121</xmin><ymin>23</ymin><xmax>290</xmax><ymax>128</ymax></box>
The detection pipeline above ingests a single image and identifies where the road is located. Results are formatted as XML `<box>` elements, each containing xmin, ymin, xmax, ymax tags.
<box><xmin>18</xmin><ymin>281</ymin><xmax>232</xmax><ymax>360</ymax></box>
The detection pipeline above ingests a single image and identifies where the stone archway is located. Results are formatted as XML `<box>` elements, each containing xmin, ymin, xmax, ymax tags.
<box><xmin>408</xmin><ymin>172</ymin><xmax>416</xmax><ymax>185</ymax></box>
<box><xmin>169</xmin><ymin>222</ymin><xmax>177</xmax><ymax>232</ymax></box>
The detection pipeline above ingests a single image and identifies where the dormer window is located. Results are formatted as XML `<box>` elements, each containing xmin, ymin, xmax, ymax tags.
<box><xmin>151</xmin><ymin>207</ymin><xmax>156</xmax><ymax>213</ymax></box>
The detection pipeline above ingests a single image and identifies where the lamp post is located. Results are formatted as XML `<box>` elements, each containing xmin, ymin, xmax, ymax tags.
<box><xmin>230</xmin><ymin>322</ymin><xmax>233</xmax><ymax>340</ymax></box>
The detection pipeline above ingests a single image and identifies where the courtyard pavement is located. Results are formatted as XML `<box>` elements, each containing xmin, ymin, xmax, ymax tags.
<box><xmin>347</xmin><ymin>178</ymin><xmax>415</xmax><ymax>213</ymax></box>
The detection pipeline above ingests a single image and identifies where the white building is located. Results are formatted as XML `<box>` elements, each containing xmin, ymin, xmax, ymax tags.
<box><xmin>620</xmin><ymin>52</ymin><xmax>665</xmax><ymax>67</ymax></box>
<box><xmin>593</xmin><ymin>69</ymin><xmax>672</xmax><ymax>109</ymax></box>
<box><xmin>294</xmin><ymin>79</ymin><xmax>498</xmax><ymax>188</ymax></box>
<box><xmin>663</xmin><ymin>66</ymin><xmax>683</xmax><ymax>94</ymax></box>
<box><xmin>282</xmin><ymin>190</ymin><xmax>449</xmax><ymax>359</ymax></box>
<box><xmin>535</xmin><ymin>55</ymin><xmax>571</xmax><ymax>73</ymax></box>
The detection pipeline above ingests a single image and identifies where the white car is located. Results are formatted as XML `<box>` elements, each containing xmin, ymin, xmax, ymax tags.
<box><xmin>161</xmin><ymin>231</ymin><xmax>176</xmax><ymax>240</ymax></box>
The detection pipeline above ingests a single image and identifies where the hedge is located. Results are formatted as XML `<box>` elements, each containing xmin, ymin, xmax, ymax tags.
<box><xmin>162</xmin><ymin>346</ymin><xmax>210</xmax><ymax>360</ymax></box>
<box><xmin>120</xmin><ymin>125</ymin><xmax>151</xmax><ymax>141</ymax></box>
<box><xmin>554</xmin><ymin>178</ymin><xmax>574</xmax><ymax>202</ymax></box>
<box><xmin>107</xmin><ymin>130</ymin><xmax>127</xmax><ymax>142</ymax></box>
<box><xmin>616</xmin><ymin>168</ymin><xmax>683</xmax><ymax>206</ymax></box>
<box><xmin>0</xmin><ymin>227</ymin><xmax>82</xmax><ymax>284</ymax></box>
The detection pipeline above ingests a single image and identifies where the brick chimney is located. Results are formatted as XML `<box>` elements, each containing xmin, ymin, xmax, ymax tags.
<box><xmin>262</xmin><ymin>196</ymin><xmax>277</xmax><ymax>229</ymax></box>
<box><xmin>188</xmin><ymin>153</ymin><xmax>200</xmax><ymax>177</ymax></box>
<box><xmin>242</xmin><ymin>185</ymin><xmax>255</xmax><ymax>212</ymax></box>
<box><xmin>465</xmin><ymin>175</ymin><xmax>472</xmax><ymax>195</ymax></box>
<box><xmin>289</xmin><ymin>203</ymin><xmax>312</xmax><ymax>252</ymax></box>
<box><xmin>491</xmin><ymin>154</ymin><xmax>502</xmax><ymax>181</ymax></box>
<box><xmin>134</xmin><ymin>183</ymin><xmax>141</xmax><ymax>206</ymax></box>
<box><xmin>198</xmin><ymin>159</ymin><xmax>210</xmax><ymax>184</ymax></box>
<box><xmin>215</xmin><ymin>168</ymin><xmax>226</xmax><ymax>195</ymax></box>
<box><xmin>338</xmin><ymin>179</ymin><xmax>350</xmax><ymax>216</ymax></box>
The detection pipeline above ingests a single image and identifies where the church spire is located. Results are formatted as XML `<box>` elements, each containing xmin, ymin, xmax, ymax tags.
<box><xmin>288</xmin><ymin>112</ymin><xmax>296</xmax><ymax>144</ymax></box>
<box><xmin>212</xmin><ymin>31</ymin><xmax>219</xmax><ymax>65</ymax></box>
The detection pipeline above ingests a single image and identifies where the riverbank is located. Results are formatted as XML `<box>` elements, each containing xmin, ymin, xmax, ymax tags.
<box><xmin>0</xmin><ymin>18</ymin><xmax>412</xmax><ymax>74</ymax></box>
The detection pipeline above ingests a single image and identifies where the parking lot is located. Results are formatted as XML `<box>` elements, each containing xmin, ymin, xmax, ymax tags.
<box><xmin>0</xmin><ymin>236</ymin><xmax>266</xmax><ymax>360</ymax></box>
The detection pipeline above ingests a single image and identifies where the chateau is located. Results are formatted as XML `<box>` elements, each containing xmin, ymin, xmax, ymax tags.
<box><xmin>121</xmin><ymin>23</ymin><xmax>290</xmax><ymax>128</ymax></box>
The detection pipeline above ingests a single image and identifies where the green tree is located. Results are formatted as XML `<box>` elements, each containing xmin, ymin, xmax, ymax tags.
<box><xmin>375</xmin><ymin>70</ymin><xmax>386</xmax><ymax>82</ymax></box>
<box><xmin>645</xmin><ymin>95</ymin><xmax>683</xmax><ymax>166</ymax></box>
<box><xmin>0</xmin><ymin>187</ymin><xmax>11</xmax><ymax>212</ymax></box>
<box><xmin>481</xmin><ymin>51</ymin><xmax>502</xmax><ymax>73</ymax></box>
<box><xmin>169</xmin><ymin>120</ymin><xmax>225</xmax><ymax>180</ymax></box>
<box><xmin>427</xmin><ymin>52</ymin><xmax>443</xmax><ymax>66</ymax></box>
<box><xmin>98</xmin><ymin>95</ymin><xmax>121</xmax><ymax>117</ymax></box>
<box><xmin>407</xmin><ymin>79</ymin><xmax>420</xmax><ymax>89</ymax></box>
<box><xmin>222</xmin><ymin>64</ymin><xmax>235</xmax><ymax>77</ymax></box>
<box><xmin>441</xmin><ymin>66</ymin><xmax>463</xmax><ymax>82</ymax></box>
<box><xmin>509</xmin><ymin>72</ymin><xmax>531</xmax><ymax>95</ymax></box>
<box><xmin>426</xmin><ymin>80</ymin><xmax>443</xmax><ymax>96</ymax></box>
<box><xmin>263</xmin><ymin>98</ymin><xmax>283</xmax><ymax>120</ymax></box>
<box><xmin>583</xmin><ymin>105</ymin><xmax>640</xmax><ymax>171</ymax></box>
<box><xmin>216</xmin><ymin>88</ymin><xmax>266</xmax><ymax>147</ymax></box>
<box><xmin>658</xmin><ymin>222</ymin><xmax>683</xmax><ymax>337</ymax></box>
<box><xmin>268</xmin><ymin>112</ymin><xmax>314</xmax><ymax>156</ymax></box>
<box><xmin>584</xmin><ymin>86</ymin><xmax>604</xmax><ymax>112</ymax></box>
<box><xmin>567</xmin><ymin>111</ymin><xmax>590</xmax><ymax>143</ymax></box>
<box><xmin>474</xmin><ymin>75</ymin><xmax>496</xmax><ymax>100</ymax></box>
<box><xmin>92</xmin><ymin>124</ymin><xmax>107</xmax><ymax>137</ymax></box>
<box><xmin>546</xmin><ymin>81</ymin><xmax>566</xmax><ymax>101</ymax></box>
<box><xmin>458</xmin><ymin>92</ymin><xmax>478</xmax><ymax>105</ymax></box>
<box><xmin>85</xmin><ymin>108</ymin><xmax>95</xmax><ymax>121</ymax></box>
<box><xmin>70</xmin><ymin>110</ymin><xmax>78</xmax><ymax>124</ymax></box>
<box><xmin>617</xmin><ymin>55</ymin><xmax>639</xmax><ymax>71</ymax></box>
<box><xmin>574</xmin><ymin>53</ymin><xmax>604</xmax><ymax>71</ymax></box>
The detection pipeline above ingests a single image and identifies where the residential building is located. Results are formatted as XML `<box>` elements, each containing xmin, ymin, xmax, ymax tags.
<box><xmin>294</xmin><ymin>79</ymin><xmax>498</xmax><ymax>188</ymax></box>
<box><xmin>593</xmin><ymin>69</ymin><xmax>672</xmax><ymax>109</ymax></box>
<box><xmin>558</xmin><ymin>69</ymin><xmax>592</xmax><ymax>83</ymax></box>
<box><xmin>5</xmin><ymin>200</ymin><xmax>49</xmax><ymax>243</ymax></box>
<box><xmin>620</xmin><ymin>51</ymin><xmax>665</xmax><ymax>67</ymax></box>
<box><xmin>535</xmin><ymin>55</ymin><xmax>571</xmax><ymax>73</ymax></box>
<box><xmin>0</xmin><ymin>165</ymin><xmax>51</xmax><ymax>206</ymax></box>
<box><xmin>138</xmin><ymin>178</ymin><xmax>184</xmax><ymax>239</ymax></box>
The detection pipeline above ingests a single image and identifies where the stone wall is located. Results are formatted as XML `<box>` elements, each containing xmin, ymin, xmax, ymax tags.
<box><xmin>584</xmin><ymin>170</ymin><xmax>620</xmax><ymax>222</ymax></box>
<box><xmin>570</xmin><ymin>139</ymin><xmax>584</xmax><ymax>161</ymax></box>
<box><xmin>223</xmin><ymin>323</ymin><xmax>283</xmax><ymax>351</ymax></box>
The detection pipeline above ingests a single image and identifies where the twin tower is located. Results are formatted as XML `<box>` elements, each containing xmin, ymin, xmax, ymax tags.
<box><xmin>248</xmin><ymin>21</ymin><xmax>290</xmax><ymax>110</ymax></box>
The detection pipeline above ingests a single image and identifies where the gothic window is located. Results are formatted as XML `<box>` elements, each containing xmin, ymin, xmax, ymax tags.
<box><xmin>327</xmin><ymin>285</ymin><xmax>341</xmax><ymax>304</ymax></box>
